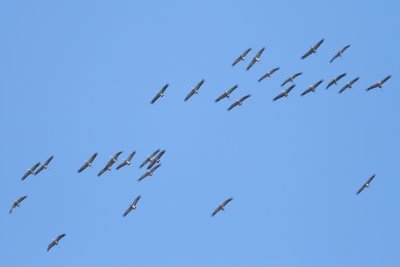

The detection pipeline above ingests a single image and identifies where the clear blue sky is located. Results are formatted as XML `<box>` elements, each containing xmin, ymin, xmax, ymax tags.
<box><xmin>1</xmin><ymin>0</ymin><xmax>399</xmax><ymax>266</ymax></box>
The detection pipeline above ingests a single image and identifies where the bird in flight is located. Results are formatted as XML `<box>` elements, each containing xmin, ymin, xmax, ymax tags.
<box><xmin>123</xmin><ymin>195</ymin><xmax>141</xmax><ymax>217</ymax></box>
<box><xmin>356</xmin><ymin>174</ymin><xmax>376</xmax><ymax>195</ymax></box>
<box><xmin>281</xmin><ymin>72</ymin><xmax>302</xmax><ymax>87</ymax></box>
<box><xmin>246</xmin><ymin>47</ymin><xmax>265</xmax><ymax>70</ymax></box>
<box><xmin>330</xmin><ymin>45</ymin><xmax>351</xmax><ymax>63</ymax></box>
<box><xmin>9</xmin><ymin>195</ymin><xmax>28</xmax><ymax>214</ymax></box>
<box><xmin>47</xmin><ymin>233</ymin><xmax>66</xmax><ymax>252</ymax></box>
<box><xmin>184</xmin><ymin>79</ymin><xmax>205</xmax><ymax>102</ymax></box>
<box><xmin>116</xmin><ymin>151</ymin><xmax>136</xmax><ymax>170</ymax></box>
<box><xmin>326</xmin><ymin>73</ymin><xmax>347</xmax><ymax>89</ymax></box>
<box><xmin>339</xmin><ymin>77</ymin><xmax>360</xmax><ymax>94</ymax></box>
<box><xmin>273</xmin><ymin>85</ymin><xmax>296</xmax><ymax>101</ymax></box>
<box><xmin>215</xmin><ymin>85</ymin><xmax>238</xmax><ymax>103</ymax></box>
<box><xmin>21</xmin><ymin>162</ymin><xmax>41</xmax><ymax>181</ymax></box>
<box><xmin>77</xmin><ymin>152</ymin><xmax>98</xmax><ymax>173</ymax></box>
<box><xmin>139</xmin><ymin>149</ymin><xmax>160</xmax><ymax>168</ymax></box>
<box><xmin>258</xmin><ymin>67</ymin><xmax>280</xmax><ymax>82</ymax></box>
<box><xmin>147</xmin><ymin>150</ymin><xmax>165</xmax><ymax>170</ymax></box>
<box><xmin>366</xmin><ymin>75</ymin><xmax>391</xmax><ymax>91</ymax></box>
<box><xmin>211</xmin><ymin>198</ymin><xmax>233</xmax><ymax>217</ymax></box>
<box><xmin>301</xmin><ymin>39</ymin><xmax>325</xmax><ymax>59</ymax></box>
<box><xmin>34</xmin><ymin>155</ymin><xmax>54</xmax><ymax>176</ymax></box>
<box><xmin>227</xmin><ymin>94</ymin><xmax>251</xmax><ymax>111</ymax></box>
<box><xmin>138</xmin><ymin>163</ymin><xmax>161</xmax><ymax>181</ymax></box>
<box><xmin>232</xmin><ymin>48</ymin><xmax>252</xmax><ymax>67</ymax></box>
<box><xmin>300</xmin><ymin>79</ymin><xmax>324</xmax><ymax>96</ymax></box>
<box><xmin>98</xmin><ymin>151</ymin><xmax>123</xmax><ymax>177</ymax></box>
<box><xmin>150</xmin><ymin>83</ymin><xmax>169</xmax><ymax>104</ymax></box>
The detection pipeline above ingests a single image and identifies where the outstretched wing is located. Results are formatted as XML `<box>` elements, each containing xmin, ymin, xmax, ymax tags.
<box><xmin>47</xmin><ymin>241</ymin><xmax>56</xmax><ymax>252</ymax></box>
<box><xmin>88</xmin><ymin>153</ymin><xmax>98</xmax><ymax>164</ymax></box>
<box><xmin>339</xmin><ymin>84</ymin><xmax>349</xmax><ymax>94</ymax></box>
<box><xmin>301</xmin><ymin>87</ymin><xmax>313</xmax><ymax>96</ymax></box>
<box><xmin>78</xmin><ymin>162</ymin><xmax>90</xmax><ymax>173</ymax></box>
<box><xmin>246</xmin><ymin>58</ymin><xmax>256</xmax><ymax>71</ymax></box>
<box><xmin>211</xmin><ymin>205</ymin><xmax>222</xmax><ymax>216</ymax></box>
<box><xmin>123</xmin><ymin>205</ymin><xmax>134</xmax><ymax>217</ymax></box>
<box><xmin>150</xmin><ymin>93</ymin><xmax>161</xmax><ymax>104</ymax></box>
<box><xmin>366</xmin><ymin>174</ymin><xmax>376</xmax><ymax>185</ymax></box>
<box><xmin>292</xmin><ymin>72</ymin><xmax>302</xmax><ymax>79</ymax></box>
<box><xmin>380</xmin><ymin>75</ymin><xmax>391</xmax><ymax>84</ymax></box>
<box><xmin>184</xmin><ymin>89</ymin><xmax>195</xmax><ymax>102</ymax></box>
<box><xmin>215</xmin><ymin>92</ymin><xmax>228</xmax><ymax>102</ymax></box>
<box><xmin>113</xmin><ymin>151</ymin><xmax>123</xmax><ymax>161</ymax></box>
<box><xmin>350</xmin><ymin>77</ymin><xmax>360</xmax><ymax>86</ymax></box>
<box><xmin>255</xmin><ymin>47</ymin><xmax>265</xmax><ymax>58</ymax></box>
<box><xmin>149</xmin><ymin>163</ymin><xmax>161</xmax><ymax>174</ymax></box>
<box><xmin>21</xmin><ymin>162</ymin><xmax>40</xmax><ymax>180</ymax></box>
<box><xmin>34</xmin><ymin>165</ymin><xmax>45</xmax><ymax>175</ymax></box>
<box><xmin>138</xmin><ymin>171</ymin><xmax>150</xmax><ymax>181</ymax></box>
<box><xmin>258</xmin><ymin>73</ymin><xmax>269</xmax><ymax>82</ymax></box>
<box><xmin>301</xmin><ymin>48</ymin><xmax>313</xmax><ymax>59</ymax></box>
<box><xmin>97</xmin><ymin>166</ymin><xmax>108</xmax><ymax>177</ymax></box>
<box><xmin>273</xmin><ymin>92</ymin><xmax>286</xmax><ymax>101</ymax></box>
<box><xmin>285</xmin><ymin>85</ymin><xmax>295</xmax><ymax>94</ymax></box>
<box><xmin>232</xmin><ymin>56</ymin><xmax>242</xmax><ymax>67</ymax></box>
<box><xmin>330</xmin><ymin>51</ymin><xmax>340</xmax><ymax>63</ymax></box>
<box><xmin>227</xmin><ymin>101</ymin><xmax>239</xmax><ymax>111</ymax></box>
<box><xmin>147</xmin><ymin>150</ymin><xmax>165</xmax><ymax>169</ymax></box>
<box><xmin>221</xmin><ymin>198</ymin><xmax>233</xmax><ymax>207</ymax></box>
<box><xmin>132</xmin><ymin>195</ymin><xmax>141</xmax><ymax>206</ymax></box>
<box><xmin>313</xmin><ymin>79</ymin><xmax>323</xmax><ymax>89</ymax></box>
<box><xmin>281</xmin><ymin>77</ymin><xmax>291</xmax><ymax>87</ymax></box>
<box><xmin>326</xmin><ymin>79</ymin><xmax>336</xmax><ymax>89</ymax></box>
<box><xmin>56</xmin><ymin>234</ymin><xmax>66</xmax><ymax>242</ymax></box>
<box><xmin>116</xmin><ymin>161</ymin><xmax>127</xmax><ymax>170</ymax></box>
<box><xmin>366</xmin><ymin>82</ymin><xmax>380</xmax><ymax>91</ymax></box>
<box><xmin>313</xmin><ymin>39</ymin><xmax>324</xmax><ymax>50</ymax></box>
<box><xmin>239</xmin><ymin>94</ymin><xmax>251</xmax><ymax>102</ymax></box>
<box><xmin>356</xmin><ymin>184</ymin><xmax>367</xmax><ymax>195</ymax></box>
<box><xmin>242</xmin><ymin>47</ymin><xmax>252</xmax><ymax>57</ymax></box>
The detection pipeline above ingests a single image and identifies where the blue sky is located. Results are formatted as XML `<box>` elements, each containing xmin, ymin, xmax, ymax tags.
<box><xmin>1</xmin><ymin>0</ymin><xmax>399</xmax><ymax>266</ymax></box>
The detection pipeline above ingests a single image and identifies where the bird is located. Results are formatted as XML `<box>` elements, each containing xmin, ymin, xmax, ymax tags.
<box><xmin>139</xmin><ymin>149</ymin><xmax>161</xmax><ymax>168</ymax></box>
<box><xmin>258</xmin><ymin>67</ymin><xmax>280</xmax><ymax>82</ymax></box>
<box><xmin>184</xmin><ymin>79</ymin><xmax>205</xmax><ymax>102</ymax></box>
<box><xmin>138</xmin><ymin>163</ymin><xmax>161</xmax><ymax>181</ymax></box>
<box><xmin>232</xmin><ymin>48</ymin><xmax>252</xmax><ymax>67</ymax></box>
<box><xmin>150</xmin><ymin>83</ymin><xmax>169</xmax><ymax>104</ymax></box>
<box><xmin>123</xmin><ymin>195</ymin><xmax>141</xmax><ymax>217</ymax></box>
<box><xmin>147</xmin><ymin>150</ymin><xmax>165</xmax><ymax>170</ymax></box>
<box><xmin>77</xmin><ymin>152</ymin><xmax>98</xmax><ymax>173</ymax></box>
<box><xmin>330</xmin><ymin>45</ymin><xmax>351</xmax><ymax>63</ymax></box>
<box><xmin>356</xmin><ymin>174</ymin><xmax>376</xmax><ymax>195</ymax></box>
<box><xmin>227</xmin><ymin>94</ymin><xmax>251</xmax><ymax>111</ymax></box>
<box><xmin>326</xmin><ymin>73</ymin><xmax>347</xmax><ymax>89</ymax></box>
<box><xmin>98</xmin><ymin>151</ymin><xmax>123</xmax><ymax>177</ymax></box>
<box><xmin>273</xmin><ymin>85</ymin><xmax>296</xmax><ymax>101</ymax></box>
<box><xmin>9</xmin><ymin>195</ymin><xmax>28</xmax><ymax>214</ymax></box>
<box><xmin>339</xmin><ymin>77</ymin><xmax>360</xmax><ymax>94</ymax></box>
<box><xmin>34</xmin><ymin>155</ymin><xmax>54</xmax><ymax>175</ymax></box>
<box><xmin>116</xmin><ymin>151</ymin><xmax>136</xmax><ymax>170</ymax></box>
<box><xmin>215</xmin><ymin>85</ymin><xmax>238</xmax><ymax>103</ymax></box>
<box><xmin>47</xmin><ymin>234</ymin><xmax>66</xmax><ymax>252</ymax></box>
<box><xmin>301</xmin><ymin>38</ymin><xmax>325</xmax><ymax>59</ymax></box>
<box><xmin>246</xmin><ymin>47</ymin><xmax>265</xmax><ymax>71</ymax></box>
<box><xmin>21</xmin><ymin>162</ymin><xmax>41</xmax><ymax>181</ymax></box>
<box><xmin>281</xmin><ymin>72</ymin><xmax>302</xmax><ymax>87</ymax></box>
<box><xmin>366</xmin><ymin>75</ymin><xmax>391</xmax><ymax>91</ymax></box>
<box><xmin>211</xmin><ymin>198</ymin><xmax>233</xmax><ymax>217</ymax></box>
<box><xmin>300</xmin><ymin>79</ymin><xmax>324</xmax><ymax>96</ymax></box>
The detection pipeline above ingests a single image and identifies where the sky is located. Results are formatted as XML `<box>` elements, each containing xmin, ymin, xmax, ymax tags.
<box><xmin>0</xmin><ymin>0</ymin><xmax>399</xmax><ymax>266</ymax></box>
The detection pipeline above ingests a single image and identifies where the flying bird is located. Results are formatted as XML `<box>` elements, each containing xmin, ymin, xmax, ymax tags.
<box><xmin>301</xmin><ymin>38</ymin><xmax>325</xmax><ymax>59</ymax></box>
<box><xmin>98</xmin><ymin>151</ymin><xmax>123</xmax><ymax>177</ymax></box>
<box><xmin>21</xmin><ymin>162</ymin><xmax>41</xmax><ymax>181</ymax></box>
<box><xmin>184</xmin><ymin>79</ymin><xmax>205</xmax><ymax>102</ymax></box>
<box><xmin>281</xmin><ymin>72</ymin><xmax>302</xmax><ymax>87</ymax></box>
<box><xmin>258</xmin><ymin>67</ymin><xmax>280</xmax><ymax>82</ymax></box>
<box><xmin>77</xmin><ymin>153</ymin><xmax>98</xmax><ymax>173</ymax></box>
<box><xmin>246</xmin><ymin>47</ymin><xmax>265</xmax><ymax>71</ymax></box>
<box><xmin>330</xmin><ymin>45</ymin><xmax>351</xmax><ymax>63</ymax></box>
<box><xmin>147</xmin><ymin>150</ymin><xmax>165</xmax><ymax>170</ymax></box>
<box><xmin>211</xmin><ymin>198</ymin><xmax>233</xmax><ymax>217</ymax></box>
<box><xmin>138</xmin><ymin>163</ymin><xmax>161</xmax><ymax>181</ymax></box>
<box><xmin>356</xmin><ymin>174</ymin><xmax>376</xmax><ymax>195</ymax></box>
<box><xmin>300</xmin><ymin>80</ymin><xmax>324</xmax><ymax>96</ymax></box>
<box><xmin>273</xmin><ymin>85</ymin><xmax>296</xmax><ymax>101</ymax></box>
<box><xmin>47</xmin><ymin>234</ymin><xmax>66</xmax><ymax>252</ymax></box>
<box><xmin>227</xmin><ymin>94</ymin><xmax>251</xmax><ymax>111</ymax></box>
<box><xmin>326</xmin><ymin>73</ymin><xmax>347</xmax><ymax>89</ymax></box>
<box><xmin>150</xmin><ymin>83</ymin><xmax>169</xmax><ymax>104</ymax></box>
<box><xmin>123</xmin><ymin>195</ymin><xmax>141</xmax><ymax>217</ymax></box>
<box><xmin>232</xmin><ymin>48</ymin><xmax>252</xmax><ymax>67</ymax></box>
<box><xmin>215</xmin><ymin>85</ymin><xmax>238</xmax><ymax>103</ymax></box>
<box><xmin>339</xmin><ymin>77</ymin><xmax>360</xmax><ymax>94</ymax></box>
<box><xmin>34</xmin><ymin>155</ymin><xmax>54</xmax><ymax>175</ymax></box>
<box><xmin>139</xmin><ymin>149</ymin><xmax>160</xmax><ymax>168</ymax></box>
<box><xmin>366</xmin><ymin>75</ymin><xmax>391</xmax><ymax>91</ymax></box>
<box><xmin>116</xmin><ymin>151</ymin><xmax>136</xmax><ymax>170</ymax></box>
<box><xmin>9</xmin><ymin>195</ymin><xmax>28</xmax><ymax>214</ymax></box>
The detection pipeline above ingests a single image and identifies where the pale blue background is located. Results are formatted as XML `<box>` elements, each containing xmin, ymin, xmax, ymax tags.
<box><xmin>1</xmin><ymin>1</ymin><xmax>399</xmax><ymax>266</ymax></box>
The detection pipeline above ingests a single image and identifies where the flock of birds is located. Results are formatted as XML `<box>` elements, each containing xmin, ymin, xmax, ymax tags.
<box><xmin>10</xmin><ymin>38</ymin><xmax>391</xmax><ymax>253</ymax></box>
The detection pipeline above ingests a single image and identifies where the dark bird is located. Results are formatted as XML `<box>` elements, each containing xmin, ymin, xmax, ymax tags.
<box><xmin>339</xmin><ymin>77</ymin><xmax>360</xmax><ymax>94</ymax></box>
<box><xmin>123</xmin><ymin>195</ymin><xmax>141</xmax><ymax>217</ymax></box>
<box><xmin>356</xmin><ymin>174</ymin><xmax>376</xmax><ymax>195</ymax></box>
<box><xmin>232</xmin><ymin>48</ymin><xmax>252</xmax><ymax>67</ymax></box>
<box><xmin>138</xmin><ymin>164</ymin><xmax>161</xmax><ymax>181</ymax></box>
<box><xmin>139</xmin><ymin>149</ymin><xmax>160</xmax><ymax>168</ymax></box>
<box><xmin>301</xmin><ymin>39</ymin><xmax>325</xmax><ymax>59</ymax></box>
<box><xmin>9</xmin><ymin>195</ymin><xmax>28</xmax><ymax>214</ymax></box>
<box><xmin>227</xmin><ymin>94</ymin><xmax>251</xmax><ymax>111</ymax></box>
<box><xmin>116</xmin><ymin>151</ymin><xmax>136</xmax><ymax>170</ymax></box>
<box><xmin>326</xmin><ymin>73</ymin><xmax>347</xmax><ymax>89</ymax></box>
<box><xmin>281</xmin><ymin>72</ymin><xmax>302</xmax><ymax>87</ymax></box>
<box><xmin>300</xmin><ymin>79</ymin><xmax>324</xmax><ymax>96</ymax></box>
<box><xmin>330</xmin><ymin>45</ymin><xmax>351</xmax><ymax>63</ymax></box>
<box><xmin>184</xmin><ymin>79</ymin><xmax>205</xmax><ymax>102</ymax></box>
<box><xmin>366</xmin><ymin>75</ymin><xmax>391</xmax><ymax>91</ymax></box>
<box><xmin>34</xmin><ymin>155</ymin><xmax>54</xmax><ymax>175</ymax></box>
<box><xmin>98</xmin><ymin>151</ymin><xmax>123</xmax><ymax>177</ymax></box>
<box><xmin>47</xmin><ymin>234</ymin><xmax>66</xmax><ymax>252</ymax></box>
<box><xmin>77</xmin><ymin>153</ymin><xmax>98</xmax><ymax>173</ymax></box>
<box><xmin>150</xmin><ymin>83</ymin><xmax>169</xmax><ymax>104</ymax></box>
<box><xmin>246</xmin><ymin>47</ymin><xmax>265</xmax><ymax>70</ymax></box>
<box><xmin>147</xmin><ymin>150</ymin><xmax>165</xmax><ymax>170</ymax></box>
<box><xmin>215</xmin><ymin>85</ymin><xmax>238</xmax><ymax>103</ymax></box>
<box><xmin>258</xmin><ymin>67</ymin><xmax>280</xmax><ymax>82</ymax></box>
<box><xmin>211</xmin><ymin>198</ymin><xmax>233</xmax><ymax>217</ymax></box>
<box><xmin>21</xmin><ymin>162</ymin><xmax>41</xmax><ymax>181</ymax></box>
<box><xmin>273</xmin><ymin>85</ymin><xmax>296</xmax><ymax>101</ymax></box>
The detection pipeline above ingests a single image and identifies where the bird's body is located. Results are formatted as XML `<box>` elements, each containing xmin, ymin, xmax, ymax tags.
<box><xmin>246</xmin><ymin>47</ymin><xmax>265</xmax><ymax>71</ymax></box>
<box><xmin>78</xmin><ymin>153</ymin><xmax>98</xmax><ymax>173</ymax></box>
<box><xmin>356</xmin><ymin>174</ymin><xmax>376</xmax><ymax>195</ymax></box>
<box><xmin>215</xmin><ymin>85</ymin><xmax>238</xmax><ymax>103</ymax></box>
<box><xmin>301</xmin><ymin>39</ymin><xmax>325</xmax><ymax>59</ymax></box>
<box><xmin>139</xmin><ymin>149</ymin><xmax>160</xmax><ymax>168</ymax></box>
<box><xmin>281</xmin><ymin>72</ymin><xmax>302</xmax><ymax>87</ymax></box>
<box><xmin>47</xmin><ymin>234</ymin><xmax>66</xmax><ymax>252</ymax></box>
<box><xmin>138</xmin><ymin>163</ymin><xmax>161</xmax><ymax>181</ymax></box>
<box><xmin>232</xmin><ymin>48</ymin><xmax>252</xmax><ymax>67</ymax></box>
<box><xmin>34</xmin><ymin>155</ymin><xmax>54</xmax><ymax>175</ymax></box>
<box><xmin>211</xmin><ymin>198</ymin><xmax>233</xmax><ymax>216</ymax></box>
<box><xmin>300</xmin><ymin>79</ymin><xmax>323</xmax><ymax>96</ymax></box>
<box><xmin>330</xmin><ymin>45</ymin><xmax>351</xmax><ymax>63</ymax></box>
<box><xmin>258</xmin><ymin>67</ymin><xmax>280</xmax><ymax>82</ymax></box>
<box><xmin>116</xmin><ymin>151</ymin><xmax>136</xmax><ymax>170</ymax></box>
<box><xmin>227</xmin><ymin>94</ymin><xmax>251</xmax><ymax>111</ymax></box>
<box><xmin>273</xmin><ymin>85</ymin><xmax>296</xmax><ymax>101</ymax></box>
<box><xmin>339</xmin><ymin>77</ymin><xmax>360</xmax><ymax>94</ymax></box>
<box><xmin>150</xmin><ymin>83</ymin><xmax>169</xmax><ymax>104</ymax></box>
<box><xmin>9</xmin><ymin>195</ymin><xmax>28</xmax><ymax>214</ymax></box>
<box><xmin>123</xmin><ymin>195</ymin><xmax>141</xmax><ymax>217</ymax></box>
<box><xmin>21</xmin><ymin>162</ymin><xmax>41</xmax><ymax>181</ymax></box>
<box><xmin>366</xmin><ymin>75</ymin><xmax>391</xmax><ymax>91</ymax></box>
<box><xmin>98</xmin><ymin>151</ymin><xmax>123</xmax><ymax>177</ymax></box>
<box><xmin>326</xmin><ymin>73</ymin><xmax>347</xmax><ymax>89</ymax></box>
<box><xmin>184</xmin><ymin>79</ymin><xmax>205</xmax><ymax>102</ymax></box>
